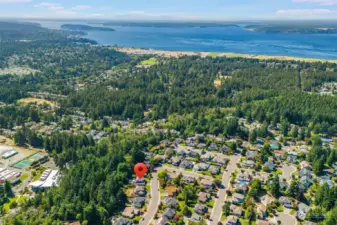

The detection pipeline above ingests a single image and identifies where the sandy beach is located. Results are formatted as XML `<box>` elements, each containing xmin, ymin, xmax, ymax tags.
<box><xmin>115</xmin><ymin>47</ymin><xmax>337</xmax><ymax>63</ymax></box>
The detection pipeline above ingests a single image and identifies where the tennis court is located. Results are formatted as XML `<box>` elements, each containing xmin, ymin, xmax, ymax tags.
<box><xmin>11</xmin><ymin>152</ymin><xmax>48</xmax><ymax>169</ymax></box>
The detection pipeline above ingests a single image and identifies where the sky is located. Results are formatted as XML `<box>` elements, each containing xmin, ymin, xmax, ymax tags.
<box><xmin>0</xmin><ymin>0</ymin><xmax>337</xmax><ymax>20</ymax></box>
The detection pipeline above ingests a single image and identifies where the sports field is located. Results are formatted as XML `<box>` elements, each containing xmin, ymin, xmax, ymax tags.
<box><xmin>11</xmin><ymin>152</ymin><xmax>47</xmax><ymax>169</ymax></box>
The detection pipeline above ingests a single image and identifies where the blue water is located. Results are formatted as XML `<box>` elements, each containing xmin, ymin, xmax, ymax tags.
<box><xmin>37</xmin><ymin>21</ymin><xmax>337</xmax><ymax>60</ymax></box>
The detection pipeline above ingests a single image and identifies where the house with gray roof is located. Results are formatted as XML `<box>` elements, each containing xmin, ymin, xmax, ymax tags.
<box><xmin>208</xmin><ymin>165</ymin><xmax>220</xmax><ymax>174</ymax></box>
<box><xmin>189</xmin><ymin>213</ymin><xmax>202</xmax><ymax>223</ymax></box>
<box><xmin>242</xmin><ymin>160</ymin><xmax>256</xmax><ymax>168</ymax></box>
<box><xmin>194</xmin><ymin>204</ymin><xmax>208</xmax><ymax>215</ymax></box>
<box><xmin>163</xmin><ymin>208</ymin><xmax>176</xmax><ymax>219</ymax></box>
<box><xmin>133</xmin><ymin>197</ymin><xmax>145</xmax><ymax>208</ymax></box>
<box><xmin>163</xmin><ymin>197</ymin><xmax>178</xmax><ymax>208</ymax></box>
<box><xmin>193</xmin><ymin>163</ymin><xmax>210</xmax><ymax>172</ymax></box>
<box><xmin>232</xmin><ymin>193</ymin><xmax>245</xmax><ymax>204</ymax></box>
<box><xmin>297</xmin><ymin>202</ymin><xmax>310</xmax><ymax>220</ymax></box>
<box><xmin>179</xmin><ymin>160</ymin><xmax>194</xmax><ymax>169</ymax></box>
<box><xmin>246</xmin><ymin>150</ymin><xmax>258</xmax><ymax>160</ymax></box>
<box><xmin>208</xmin><ymin>143</ymin><xmax>218</xmax><ymax>151</ymax></box>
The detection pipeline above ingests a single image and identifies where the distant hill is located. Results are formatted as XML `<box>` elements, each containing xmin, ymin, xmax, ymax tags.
<box><xmin>102</xmin><ymin>21</ymin><xmax>239</xmax><ymax>28</ymax></box>
<box><xmin>245</xmin><ymin>24</ymin><xmax>337</xmax><ymax>34</ymax></box>
<box><xmin>61</xmin><ymin>24</ymin><xmax>115</xmax><ymax>32</ymax></box>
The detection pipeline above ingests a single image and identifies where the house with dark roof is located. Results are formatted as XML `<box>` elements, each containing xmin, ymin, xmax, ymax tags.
<box><xmin>163</xmin><ymin>208</ymin><xmax>176</xmax><ymax>219</ymax></box>
<box><xmin>193</xmin><ymin>163</ymin><xmax>210</xmax><ymax>172</ymax></box>
<box><xmin>133</xmin><ymin>197</ymin><xmax>145</xmax><ymax>208</ymax></box>
<box><xmin>182</xmin><ymin>176</ymin><xmax>196</xmax><ymax>184</ymax></box>
<box><xmin>179</xmin><ymin>160</ymin><xmax>194</xmax><ymax>169</ymax></box>
<box><xmin>208</xmin><ymin>143</ymin><xmax>219</xmax><ymax>151</ymax></box>
<box><xmin>279</xmin><ymin>196</ymin><xmax>294</xmax><ymax>208</ymax></box>
<box><xmin>170</xmin><ymin>156</ymin><xmax>182</xmax><ymax>166</ymax></box>
<box><xmin>163</xmin><ymin>197</ymin><xmax>178</xmax><ymax>208</ymax></box>
<box><xmin>134</xmin><ymin>186</ymin><xmax>146</xmax><ymax>197</ymax></box>
<box><xmin>297</xmin><ymin>202</ymin><xmax>310</xmax><ymax>220</ymax></box>
<box><xmin>194</xmin><ymin>204</ymin><xmax>208</xmax><ymax>215</ymax></box>
<box><xmin>242</xmin><ymin>160</ymin><xmax>255</xmax><ymax>168</ymax></box>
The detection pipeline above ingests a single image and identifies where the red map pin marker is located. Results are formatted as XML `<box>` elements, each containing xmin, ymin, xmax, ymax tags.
<box><xmin>134</xmin><ymin>163</ymin><xmax>147</xmax><ymax>178</ymax></box>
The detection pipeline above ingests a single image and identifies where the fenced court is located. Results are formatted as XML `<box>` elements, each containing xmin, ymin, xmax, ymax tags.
<box><xmin>11</xmin><ymin>152</ymin><xmax>48</xmax><ymax>169</ymax></box>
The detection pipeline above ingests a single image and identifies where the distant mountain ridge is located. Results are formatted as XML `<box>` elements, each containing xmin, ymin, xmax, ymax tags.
<box><xmin>61</xmin><ymin>24</ymin><xmax>115</xmax><ymax>32</ymax></box>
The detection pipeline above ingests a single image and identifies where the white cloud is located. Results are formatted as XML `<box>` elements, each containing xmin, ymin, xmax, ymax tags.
<box><xmin>293</xmin><ymin>0</ymin><xmax>337</xmax><ymax>5</ymax></box>
<box><xmin>0</xmin><ymin>0</ymin><xmax>31</xmax><ymax>3</ymax></box>
<box><xmin>276</xmin><ymin>8</ymin><xmax>336</xmax><ymax>16</ymax></box>
<box><xmin>91</xmin><ymin>13</ymin><xmax>104</xmax><ymax>17</ymax></box>
<box><xmin>36</xmin><ymin>2</ymin><xmax>78</xmax><ymax>15</ymax></box>
<box><xmin>72</xmin><ymin>5</ymin><xmax>91</xmax><ymax>11</ymax></box>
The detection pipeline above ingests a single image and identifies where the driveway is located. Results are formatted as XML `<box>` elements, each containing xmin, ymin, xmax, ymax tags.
<box><xmin>274</xmin><ymin>212</ymin><xmax>297</xmax><ymax>225</ymax></box>
<box><xmin>280</xmin><ymin>164</ymin><xmax>296</xmax><ymax>182</ymax></box>
<box><xmin>209</xmin><ymin>154</ymin><xmax>241</xmax><ymax>225</ymax></box>
<box><xmin>140</xmin><ymin>173</ymin><xmax>160</xmax><ymax>225</ymax></box>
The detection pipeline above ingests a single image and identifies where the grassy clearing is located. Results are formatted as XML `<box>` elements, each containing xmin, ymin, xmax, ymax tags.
<box><xmin>19</xmin><ymin>173</ymin><xmax>28</xmax><ymax>181</ymax></box>
<box><xmin>141</xmin><ymin>57</ymin><xmax>158</xmax><ymax>66</ymax></box>
<box><xmin>32</xmin><ymin>168</ymin><xmax>44</xmax><ymax>182</ymax></box>
<box><xmin>18</xmin><ymin>97</ymin><xmax>55</xmax><ymax>106</ymax></box>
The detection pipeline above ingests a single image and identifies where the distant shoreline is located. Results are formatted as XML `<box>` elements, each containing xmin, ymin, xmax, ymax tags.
<box><xmin>114</xmin><ymin>47</ymin><xmax>337</xmax><ymax>63</ymax></box>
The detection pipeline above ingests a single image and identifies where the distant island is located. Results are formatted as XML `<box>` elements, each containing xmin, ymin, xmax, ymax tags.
<box><xmin>245</xmin><ymin>25</ymin><xmax>337</xmax><ymax>34</ymax></box>
<box><xmin>102</xmin><ymin>21</ymin><xmax>239</xmax><ymax>28</ymax></box>
<box><xmin>61</xmin><ymin>24</ymin><xmax>115</xmax><ymax>32</ymax></box>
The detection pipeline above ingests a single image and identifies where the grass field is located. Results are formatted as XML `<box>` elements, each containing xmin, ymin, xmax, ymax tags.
<box><xmin>19</xmin><ymin>173</ymin><xmax>28</xmax><ymax>181</ymax></box>
<box><xmin>141</xmin><ymin>57</ymin><xmax>158</xmax><ymax>66</ymax></box>
<box><xmin>17</xmin><ymin>97</ymin><xmax>55</xmax><ymax>106</ymax></box>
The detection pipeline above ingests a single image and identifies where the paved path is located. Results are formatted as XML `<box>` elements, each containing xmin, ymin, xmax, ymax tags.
<box><xmin>275</xmin><ymin>212</ymin><xmax>297</xmax><ymax>225</ymax></box>
<box><xmin>140</xmin><ymin>173</ymin><xmax>160</xmax><ymax>225</ymax></box>
<box><xmin>162</xmin><ymin>165</ymin><xmax>213</xmax><ymax>180</ymax></box>
<box><xmin>280</xmin><ymin>164</ymin><xmax>296</xmax><ymax>182</ymax></box>
<box><xmin>209</xmin><ymin>154</ymin><xmax>241</xmax><ymax>225</ymax></box>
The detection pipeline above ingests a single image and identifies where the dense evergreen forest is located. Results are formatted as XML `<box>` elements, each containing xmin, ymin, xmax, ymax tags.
<box><xmin>0</xmin><ymin>21</ymin><xmax>337</xmax><ymax>225</ymax></box>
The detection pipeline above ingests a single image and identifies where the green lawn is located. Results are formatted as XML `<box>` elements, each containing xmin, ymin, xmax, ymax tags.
<box><xmin>19</xmin><ymin>173</ymin><xmax>29</xmax><ymax>181</ymax></box>
<box><xmin>141</xmin><ymin>58</ymin><xmax>158</xmax><ymax>66</ymax></box>
<box><xmin>32</xmin><ymin>169</ymin><xmax>44</xmax><ymax>181</ymax></box>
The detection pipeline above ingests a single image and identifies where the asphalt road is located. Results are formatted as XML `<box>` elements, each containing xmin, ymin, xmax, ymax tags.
<box><xmin>280</xmin><ymin>164</ymin><xmax>296</xmax><ymax>182</ymax></box>
<box><xmin>209</xmin><ymin>154</ymin><xmax>241</xmax><ymax>225</ymax></box>
<box><xmin>275</xmin><ymin>211</ymin><xmax>297</xmax><ymax>225</ymax></box>
<box><xmin>140</xmin><ymin>172</ymin><xmax>160</xmax><ymax>225</ymax></box>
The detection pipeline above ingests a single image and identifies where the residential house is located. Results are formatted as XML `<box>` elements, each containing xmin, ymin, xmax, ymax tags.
<box><xmin>208</xmin><ymin>143</ymin><xmax>218</xmax><ymax>151</ymax></box>
<box><xmin>287</xmin><ymin>152</ymin><xmax>298</xmax><ymax>163</ymax></box>
<box><xmin>197</xmin><ymin>143</ymin><xmax>207</xmax><ymax>149</ymax></box>
<box><xmin>300</xmin><ymin>176</ymin><xmax>312</xmax><ymax>189</ymax></box>
<box><xmin>256</xmin><ymin>205</ymin><xmax>267</xmax><ymax>219</ymax></box>
<box><xmin>263</xmin><ymin>161</ymin><xmax>275</xmax><ymax>171</ymax></box>
<box><xmin>194</xmin><ymin>204</ymin><xmax>208</xmax><ymax>215</ymax></box>
<box><xmin>198</xmin><ymin>192</ymin><xmax>211</xmax><ymax>203</ymax></box>
<box><xmin>300</xmin><ymin>161</ymin><xmax>312</xmax><ymax>170</ymax></box>
<box><xmin>200</xmin><ymin>179</ymin><xmax>213</xmax><ymax>189</ymax></box>
<box><xmin>111</xmin><ymin>217</ymin><xmax>132</xmax><ymax>225</ymax></box>
<box><xmin>179</xmin><ymin>160</ymin><xmax>194</xmax><ymax>169</ymax></box>
<box><xmin>156</xmin><ymin>216</ymin><xmax>169</xmax><ymax>225</ymax></box>
<box><xmin>297</xmin><ymin>203</ymin><xmax>310</xmax><ymax>221</ymax></box>
<box><xmin>246</xmin><ymin>150</ymin><xmax>257</xmax><ymax>160</ymax></box>
<box><xmin>236</xmin><ymin>172</ymin><xmax>252</xmax><ymax>185</ymax></box>
<box><xmin>260</xmin><ymin>195</ymin><xmax>275</xmax><ymax>207</ymax></box>
<box><xmin>163</xmin><ymin>197</ymin><xmax>178</xmax><ymax>208</ymax></box>
<box><xmin>175</xmin><ymin>148</ymin><xmax>187</xmax><ymax>157</ymax></box>
<box><xmin>232</xmin><ymin>193</ymin><xmax>245</xmax><ymax>204</ymax></box>
<box><xmin>208</xmin><ymin>165</ymin><xmax>220</xmax><ymax>175</ymax></box>
<box><xmin>170</xmin><ymin>156</ymin><xmax>182</xmax><ymax>166</ymax></box>
<box><xmin>242</xmin><ymin>160</ymin><xmax>256</xmax><ymax>168</ymax></box>
<box><xmin>279</xmin><ymin>196</ymin><xmax>294</xmax><ymax>208</ymax></box>
<box><xmin>200</xmin><ymin>153</ymin><xmax>213</xmax><ymax>162</ymax></box>
<box><xmin>299</xmin><ymin>145</ymin><xmax>309</xmax><ymax>153</ymax></box>
<box><xmin>122</xmin><ymin>207</ymin><xmax>135</xmax><ymax>218</ymax></box>
<box><xmin>270</xmin><ymin>140</ymin><xmax>279</xmax><ymax>150</ymax></box>
<box><xmin>182</xmin><ymin>176</ymin><xmax>196</xmax><ymax>184</ymax></box>
<box><xmin>188</xmin><ymin>150</ymin><xmax>198</xmax><ymax>158</ymax></box>
<box><xmin>189</xmin><ymin>213</ymin><xmax>202</xmax><ymax>223</ymax></box>
<box><xmin>163</xmin><ymin>208</ymin><xmax>176</xmax><ymax>219</ymax></box>
<box><xmin>186</xmin><ymin>138</ymin><xmax>196</xmax><ymax>147</ymax></box>
<box><xmin>299</xmin><ymin>168</ymin><xmax>313</xmax><ymax>178</ymax></box>
<box><xmin>215</xmin><ymin>137</ymin><xmax>225</xmax><ymax>143</ymax></box>
<box><xmin>134</xmin><ymin>186</ymin><xmax>146</xmax><ymax>197</ymax></box>
<box><xmin>174</xmin><ymin>138</ymin><xmax>183</xmax><ymax>145</ymax></box>
<box><xmin>133</xmin><ymin>197</ymin><xmax>145</xmax><ymax>208</ymax></box>
<box><xmin>235</xmin><ymin>184</ymin><xmax>249</xmax><ymax>194</ymax></box>
<box><xmin>134</xmin><ymin>178</ymin><xmax>146</xmax><ymax>186</ymax></box>
<box><xmin>230</xmin><ymin>205</ymin><xmax>243</xmax><ymax>217</ymax></box>
<box><xmin>212</xmin><ymin>154</ymin><xmax>229</xmax><ymax>166</ymax></box>
<box><xmin>193</xmin><ymin>163</ymin><xmax>210</xmax><ymax>172</ymax></box>
<box><xmin>165</xmin><ymin>186</ymin><xmax>178</xmax><ymax>196</ymax></box>
<box><xmin>273</xmin><ymin>150</ymin><xmax>286</xmax><ymax>160</ymax></box>
<box><xmin>225</xmin><ymin>215</ymin><xmax>238</xmax><ymax>225</ymax></box>
<box><xmin>220</xmin><ymin>145</ymin><xmax>230</xmax><ymax>154</ymax></box>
